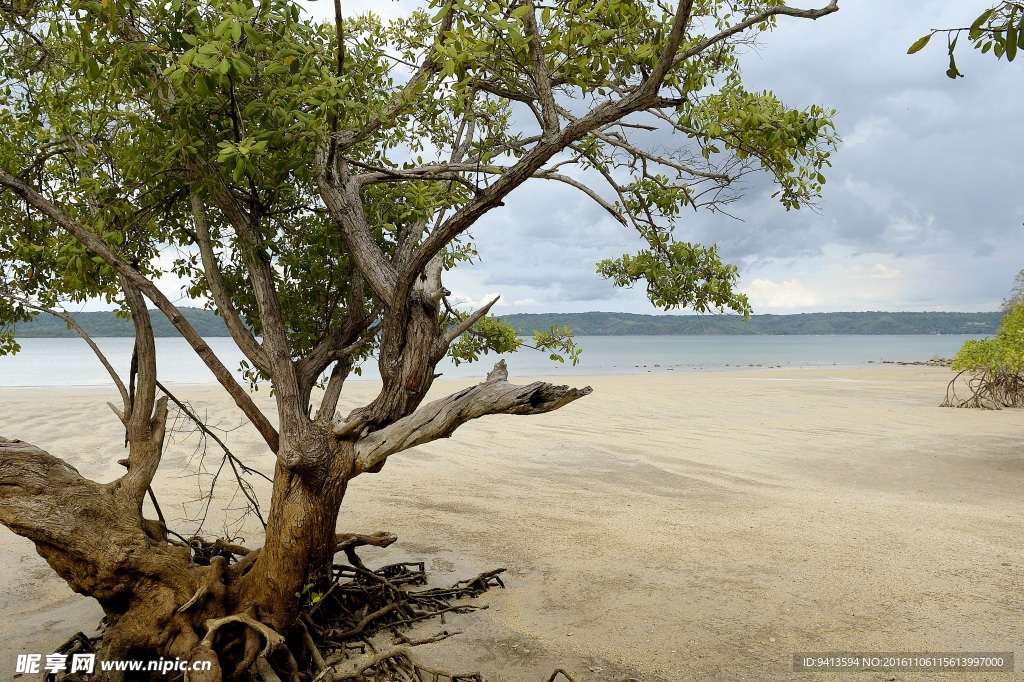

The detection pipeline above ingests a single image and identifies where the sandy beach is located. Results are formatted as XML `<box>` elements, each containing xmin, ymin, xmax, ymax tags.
<box><xmin>1</xmin><ymin>366</ymin><xmax>1021</xmax><ymax>681</ymax></box>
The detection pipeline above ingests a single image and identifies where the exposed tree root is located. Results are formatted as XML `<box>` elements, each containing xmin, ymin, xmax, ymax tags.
<box><xmin>44</xmin><ymin>549</ymin><xmax>505</xmax><ymax>682</ymax></box>
<box><xmin>42</xmin><ymin>546</ymin><xmax>637</xmax><ymax>682</ymax></box>
<box><xmin>544</xmin><ymin>672</ymin><xmax>578</xmax><ymax>682</ymax></box>
<box><xmin>941</xmin><ymin>368</ymin><xmax>1024</xmax><ymax>409</ymax></box>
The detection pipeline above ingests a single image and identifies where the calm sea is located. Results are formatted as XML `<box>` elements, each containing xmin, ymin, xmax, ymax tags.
<box><xmin>0</xmin><ymin>335</ymin><xmax>984</xmax><ymax>388</ymax></box>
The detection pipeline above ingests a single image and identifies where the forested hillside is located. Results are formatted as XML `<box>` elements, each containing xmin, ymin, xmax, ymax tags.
<box><xmin>11</xmin><ymin>308</ymin><xmax>232</xmax><ymax>337</ymax></box>
<box><xmin>9</xmin><ymin>309</ymin><xmax>1001</xmax><ymax>338</ymax></box>
<box><xmin>502</xmin><ymin>311</ymin><xmax>1001</xmax><ymax>335</ymax></box>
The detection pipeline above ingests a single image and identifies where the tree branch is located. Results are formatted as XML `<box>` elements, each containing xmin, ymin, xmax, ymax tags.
<box><xmin>531</xmin><ymin>169</ymin><xmax>628</xmax><ymax>225</ymax></box>
<box><xmin>297</xmin><ymin>272</ymin><xmax>376</xmax><ymax>396</ymax></box>
<box><xmin>208</xmin><ymin>184</ymin><xmax>304</xmax><ymax>427</ymax></box>
<box><xmin>638</xmin><ymin>0</ymin><xmax>695</xmax><ymax>98</ymax></box>
<box><xmin>317</xmin><ymin>169</ymin><xmax>400</xmax><ymax>304</ymax></box>
<box><xmin>156</xmin><ymin>380</ymin><xmax>270</xmax><ymax>528</ymax></box>
<box><xmin>121</xmin><ymin>277</ymin><xmax>157</xmax><ymax>441</ymax></box>
<box><xmin>334</xmin><ymin>531</ymin><xmax>398</xmax><ymax>553</ymax></box>
<box><xmin>0</xmin><ymin>167</ymin><xmax>280</xmax><ymax>452</ymax></box>
<box><xmin>189</xmin><ymin>190</ymin><xmax>270</xmax><ymax>376</ymax></box>
<box><xmin>443</xmin><ymin>295</ymin><xmax>500</xmax><ymax>345</ymax></box>
<box><xmin>399</xmin><ymin>0</ymin><xmax>839</xmax><ymax>295</ymax></box>
<box><xmin>314</xmin><ymin>357</ymin><xmax>353</xmax><ymax>427</ymax></box>
<box><xmin>671</xmin><ymin>0</ymin><xmax>840</xmax><ymax>68</ymax></box>
<box><xmin>520</xmin><ymin>0</ymin><xmax>559</xmax><ymax>135</ymax></box>
<box><xmin>353</xmin><ymin>360</ymin><xmax>591</xmax><ymax>473</ymax></box>
<box><xmin>119</xmin><ymin>395</ymin><xmax>168</xmax><ymax>505</ymax></box>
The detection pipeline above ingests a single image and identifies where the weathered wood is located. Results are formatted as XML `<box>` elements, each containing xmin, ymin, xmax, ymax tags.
<box><xmin>353</xmin><ymin>361</ymin><xmax>592</xmax><ymax>473</ymax></box>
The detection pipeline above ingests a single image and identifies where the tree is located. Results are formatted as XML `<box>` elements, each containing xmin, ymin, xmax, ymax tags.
<box><xmin>908</xmin><ymin>2</ymin><xmax>1024</xmax><ymax>77</ymax></box>
<box><xmin>0</xmin><ymin>0</ymin><xmax>839</xmax><ymax>677</ymax></box>
<box><xmin>942</xmin><ymin>297</ymin><xmax>1024</xmax><ymax>408</ymax></box>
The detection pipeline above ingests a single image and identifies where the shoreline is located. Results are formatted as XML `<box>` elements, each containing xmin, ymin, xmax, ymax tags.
<box><xmin>0</xmin><ymin>358</ymin><xmax>955</xmax><ymax>393</ymax></box>
<box><xmin>0</xmin><ymin>334</ymin><xmax>982</xmax><ymax>390</ymax></box>
<box><xmin>2</xmin><ymin>367</ymin><xmax>1022</xmax><ymax>680</ymax></box>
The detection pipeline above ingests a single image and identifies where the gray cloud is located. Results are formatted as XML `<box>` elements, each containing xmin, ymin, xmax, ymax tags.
<box><xmin>451</xmin><ymin>1</ymin><xmax>1024</xmax><ymax>314</ymax></box>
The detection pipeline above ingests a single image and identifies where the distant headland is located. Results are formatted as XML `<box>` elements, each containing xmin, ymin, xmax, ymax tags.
<box><xmin>501</xmin><ymin>311</ymin><xmax>1001</xmax><ymax>336</ymax></box>
<box><xmin>6</xmin><ymin>308</ymin><xmax>1001</xmax><ymax>338</ymax></box>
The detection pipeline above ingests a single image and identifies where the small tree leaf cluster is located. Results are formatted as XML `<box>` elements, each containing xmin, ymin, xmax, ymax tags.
<box><xmin>909</xmin><ymin>2</ymin><xmax>1024</xmax><ymax>77</ymax></box>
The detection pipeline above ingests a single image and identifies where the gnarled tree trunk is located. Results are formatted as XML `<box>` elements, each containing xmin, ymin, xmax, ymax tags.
<box><xmin>0</xmin><ymin>354</ymin><xmax>589</xmax><ymax>679</ymax></box>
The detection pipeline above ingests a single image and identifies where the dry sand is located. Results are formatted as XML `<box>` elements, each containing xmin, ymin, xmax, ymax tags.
<box><xmin>0</xmin><ymin>366</ymin><xmax>1022</xmax><ymax>681</ymax></box>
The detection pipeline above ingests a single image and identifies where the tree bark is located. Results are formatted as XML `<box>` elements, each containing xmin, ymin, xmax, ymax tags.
<box><xmin>0</xmin><ymin>438</ymin><xmax>210</xmax><ymax>668</ymax></box>
<box><xmin>234</xmin><ymin>431</ymin><xmax>354</xmax><ymax>632</ymax></box>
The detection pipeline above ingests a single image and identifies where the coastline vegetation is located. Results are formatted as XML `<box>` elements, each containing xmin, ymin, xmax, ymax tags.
<box><xmin>943</xmin><ymin>299</ymin><xmax>1024</xmax><ymax>408</ymax></box>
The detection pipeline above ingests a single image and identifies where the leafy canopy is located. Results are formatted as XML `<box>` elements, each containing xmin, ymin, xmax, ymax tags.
<box><xmin>952</xmin><ymin>300</ymin><xmax>1024</xmax><ymax>376</ymax></box>
<box><xmin>1</xmin><ymin>0</ymin><xmax>839</xmax><ymax>371</ymax></box>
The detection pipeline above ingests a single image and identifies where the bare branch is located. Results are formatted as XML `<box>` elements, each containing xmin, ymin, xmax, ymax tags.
<box><xmin>189</xmin><ymin>190</ymin><xmax>270</xmax><ymax>376</ymax></box>
<box><xmin>531</xmin><ymin>169</ymin><xmax>628</xmax><ymax>225</ymax></box>
<box><xmin>443</xmin><ymin>296</ymin><xmax>500</xmax><ymax>345</ymax></box>
<box><xmin>334</xmin><ymin>531</ymin><xmax>398</xmax><ymax>553</ymax></box>
<box><xmin>157</xmin><ymin>379</ymin><xmax>270</xmax><ymax>527</ymax></box>
<box><xmin>353</xmin><ymin>360</ymin><xmax>591</xmax><ymax>473</ymax></box>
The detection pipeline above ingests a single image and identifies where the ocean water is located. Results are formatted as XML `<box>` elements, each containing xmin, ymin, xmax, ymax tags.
<box><xmin>0</xmin><ymin>335</ymin><xmax>985</xmax><ymax>388</ymax></box>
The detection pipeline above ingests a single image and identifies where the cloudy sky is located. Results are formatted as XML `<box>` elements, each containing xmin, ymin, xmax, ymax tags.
<box><xmin>309</xmin><ymin>0</ymin><xmax>1022</xmax><ymax>316</ymax></box>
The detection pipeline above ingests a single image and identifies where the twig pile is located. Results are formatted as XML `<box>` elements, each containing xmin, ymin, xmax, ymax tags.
<box><xmin>303</xmin><ymin>559</ymin><xmax>504</xmax><ymax>681</ymax></box>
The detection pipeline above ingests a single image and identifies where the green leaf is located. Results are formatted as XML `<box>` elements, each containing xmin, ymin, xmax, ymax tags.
<box><xmin>907</xmin><ymin>33</ymin><xmax>932</xmax><ymax>54</ymax></box>
<box><xmin>970</xmin><ymin>8</ymin><xmax>996</xmax><ymax>33</ymax></box>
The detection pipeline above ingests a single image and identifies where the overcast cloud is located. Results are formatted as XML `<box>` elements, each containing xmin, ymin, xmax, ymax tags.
<box><xmin>181</xmin><ymin>2</ymin><xmax>1024</xmax><ymax>314</ymax></box>
<box><xmin>386</xmin><ymin>1</ymin><xmax>1023</xmax><ymax>315</ymax></box>
<box><xmin>443</xmin><ymin>1</ymin><xmax>1023</xmax><ymax>315</ymax></box>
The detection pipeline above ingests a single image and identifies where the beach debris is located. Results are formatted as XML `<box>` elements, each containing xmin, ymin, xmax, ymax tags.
<box><xmin>894</xmin><ymin>356</ymin><xmax>952</xmax><ymax>367</ymax></box>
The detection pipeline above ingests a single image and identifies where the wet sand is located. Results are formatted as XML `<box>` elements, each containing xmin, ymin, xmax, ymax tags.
<box><xmin>1</xmin><ymin>367</ymin><xmax>1022</xmax><ymax>681</ymax></box>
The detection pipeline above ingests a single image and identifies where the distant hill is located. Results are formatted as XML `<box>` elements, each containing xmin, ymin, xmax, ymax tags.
<box><xmin>500</xmin><ymin>311</ymin><xmax>1002</xmax><ymax>336</ymax></box>
<box><xmin>11</xmin><ymin>308</ymin><xmax>233</xmax><ymax>338</ymax></box>
<box><xmin>7</xmin><ymin>308</ymin><xmax>1002</xmax><ymax>338</ymax></box>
